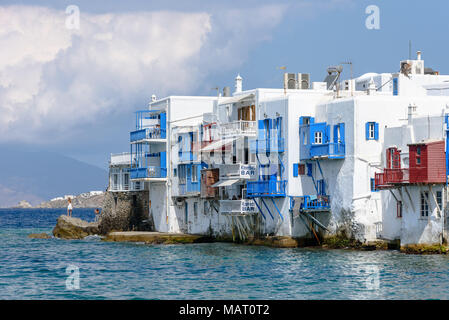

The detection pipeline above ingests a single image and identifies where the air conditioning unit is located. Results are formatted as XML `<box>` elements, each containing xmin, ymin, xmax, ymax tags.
<box><xmin>283</xmin><ymin>73</ymin><xmax>311</xmax><ymax>90</ymax></box>
<box><xmin>284</xmin><ymin>73</ymin><xmax>297</xmax><ymax>89</ymax></box>
<box><xmin>297</xmin><ymin>73</ymin><xmax>310</xmax><ymax>89</ymax></box>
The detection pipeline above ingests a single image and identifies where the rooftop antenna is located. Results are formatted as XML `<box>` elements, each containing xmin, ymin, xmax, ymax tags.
<box><xmin>409</xmin><ymin>40</ymin><xmax>412</xmax><ymax>60</ymax></box>
<box><xmin>341</xmin><ymin>61</ymin><xmax>353</xmax><ymax>96</ymax></box>
<box><xmin>211</xmin><ymin>87</ymin><xmax>220</xmax><ymax>98</ymax></box>
<box><xmin>277</xmin><ymin>66</ymin><xmax>287</xmax><ymax>95</ymax></box>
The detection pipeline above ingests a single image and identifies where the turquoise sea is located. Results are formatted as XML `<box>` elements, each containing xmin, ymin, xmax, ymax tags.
<box><xmin>1</xmin><ymin>208</ymin><xmax>449</xmax><ymax>300</ymax></box>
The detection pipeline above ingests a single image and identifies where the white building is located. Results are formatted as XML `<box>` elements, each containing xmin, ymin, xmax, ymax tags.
<box><xmin>124</xmin><ymin>51</ymin><xmax>449</xmax><ymax>246</ymax></box>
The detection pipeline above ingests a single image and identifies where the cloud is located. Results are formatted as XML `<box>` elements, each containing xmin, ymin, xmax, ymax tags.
<box><xmin>0</xmin><ymin>5</ymin><xmax>286</xmax><ymax>144</ymax></box>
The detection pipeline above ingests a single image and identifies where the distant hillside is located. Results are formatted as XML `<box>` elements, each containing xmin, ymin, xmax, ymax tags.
<box><xmin>0</xmin><ymin>147</ymin><xmax>108</xmax><ymax>208</ymax></box>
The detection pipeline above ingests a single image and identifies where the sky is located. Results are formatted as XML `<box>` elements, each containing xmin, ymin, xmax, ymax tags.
<box><xmin>1</xmin><ymin>0</ymin><xmax>449</xmax><ymax>169</ymax></box>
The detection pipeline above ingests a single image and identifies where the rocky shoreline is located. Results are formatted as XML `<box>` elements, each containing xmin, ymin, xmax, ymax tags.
<box><xmin>39</xmin><ymin>214</ymin><xmax>449</xmax><ymax>255</ymax></box>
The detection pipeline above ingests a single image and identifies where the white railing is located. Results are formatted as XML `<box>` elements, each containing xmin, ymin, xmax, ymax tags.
<box><xmin>219</xmin><ymin>199</ymin><xmax>257</xmax><ymax>214</ymax></box>
<box><xmin>218</xmin><ymin>163</ymin><xmax>257</xmax><ymax>180</ymax></box>
<box><xmin>221</xmin><ymin>121</ymin><xmax>256</xmax><ymax>137</ymax></box>
<box><xmin>110</xmin><ymin>152</ymin><xmax>131</xmax><ymax>166</ymax></box>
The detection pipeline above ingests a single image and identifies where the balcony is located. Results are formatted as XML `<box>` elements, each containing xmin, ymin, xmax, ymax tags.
<box><xmin>300</xmin><ymin>195</ymin><xmax>331</xmax><ymax>212</ymax></box>
<box><xmin>218</xmin><ymin>163</ymin><xmax>257</xmax><ymax>180</ymax></box>
<box><xmin>246</xmin><ymin>180</ymin><xmax>287</xmax><ymax>198</ymax></box>
<box><xmin>178</xmin><ymin>182</ymin><xmax>201</xmax><ymax>196</ymax></box>
<box><xmin>309</xmin><ymin>142</ymin><xmax>345</xmax><ymax>159</ymax></box>
<box><xmin>221</xmin><ymin>121</ymin><xmax>256</xmax><ymax>138</ymax></box>
<box><xmin>110</xmin><ymin>152</ymin><xmax>131</xmax><ymax>166</ymax></box>
<box><xmin>375</xmin><ymin>168</ymin><xmax>409</xmax><ymax>189</ymax></box>
<box><xmin>219</xmin><ymin>199</ymin><xmax>258</xmax><ymax>215</ymax></box>
<box><xmin>130</xmin><ymin>166</ymin><xmax>167</xmax><ymax>180</ymax></box>
<box><xmin>130</xmin><ymin>127</ymin><xmax>166</xmax><ymax>143</ymax></box>
<box><xmin>250</xmin><ymin>138</ymin><xmax>285</xmax><ymax>153</ymax></box>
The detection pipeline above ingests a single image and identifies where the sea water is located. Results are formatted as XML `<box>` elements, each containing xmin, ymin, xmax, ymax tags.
<box><xmin>1</xmin><ymin>208</ymin><xmax>448</xmax><ymax>300</ymax></box>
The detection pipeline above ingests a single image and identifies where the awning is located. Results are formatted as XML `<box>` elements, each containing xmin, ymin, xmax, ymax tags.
<box><xmin>201</xmin><ymin>137</ymin><xmax>236</xmax><ymax>152</ymax></box>
<box><xmin>212</xmin><ymin>179</ymin><xmax>241</xmax><ymax>187</ymax></box>
<box><xmin>218</xmin><ymin>93</ymin><xmax>255</xmax><ymax>106</ymax></box>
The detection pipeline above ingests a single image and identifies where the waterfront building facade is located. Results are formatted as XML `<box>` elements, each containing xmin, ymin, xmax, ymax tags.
<box><xmin>112</xmin><ymin>52</ymin><xmax>449</xmax><ymax>246</ymax></box>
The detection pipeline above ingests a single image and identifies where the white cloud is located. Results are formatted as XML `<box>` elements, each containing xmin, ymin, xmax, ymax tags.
<box><xmin>0</xmin><ymin>5</ymin><xmax>286</xmax><ymax>144</ymax></box>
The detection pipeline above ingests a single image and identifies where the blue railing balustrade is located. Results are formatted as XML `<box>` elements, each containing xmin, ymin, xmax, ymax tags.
<box><xmin>300</xmin><ymin>195</ymin><xmax>331</xmax><ymax>211</ymax></box>
<box><xmin>246</xmin><ymin>180</ymin><xmax>287</xmax><ymax>197</ymax></box>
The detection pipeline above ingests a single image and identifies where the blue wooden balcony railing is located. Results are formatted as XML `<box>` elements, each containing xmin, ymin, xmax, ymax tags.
<box><xmin>300</xmin><ymin>195</ymin><xmax>331</xmax><ymax>212</ymax></box>
<box><xmin>247</xmin><ymin>180</ymin><xmax>287</xmax><ymax>198</ymax></box>
<box><xmin>130</xmin><ymin>127</ymin><xmax>167</xmax><ymax>142</ymax></box>
<box><xmin>301</xmin><ymin>142</ymin><xmax>345</xmax><ymax>160</ymax></box>
<box><xmin>130</xmin><ymin>166</ymin><xmax>167</xmax><ymax>179</ymax></box>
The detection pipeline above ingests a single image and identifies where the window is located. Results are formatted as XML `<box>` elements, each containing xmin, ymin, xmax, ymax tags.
<box><xmin>191</xmin><ymin>165</ymin><xmax>198</xmax><ymax>182</ymax></box>
<box><xmin>436</xmin><ymin>191</ymin><xmax>442</xmax><ymax>210</ymax></box>
<box><xmin>194</xmin><ymin>202</ymin><xmax>198</xmax><ymax>219</ymax></box>
<box><xmin>420</xmin><ymin>191</ymin><xmax>429</xmax><ymax>217</ymax></box>
<box><xmin>173</xmin><ymin>168</ymin><xmax>177</xmax><ymax>177</ymax></box>
<box><xmin>397</xmin><ymin>201</ymin><xmax>402</xmax><ymax>218</ymax></box>
<box><xmin>416</xmin><ymin>146</ymin><xmax>421</xmax><ymax>165</ymax></box>
<box><xmin>370</xmin><ymin>178</ymin><xmax>378</xmax><ymax>192</ymax></box>
<box><xmin>123</xmin><ymin>173</ymin><xmax>129</xmax><ymax>190</ymax></box>
<box><xmin>293</xmin><ymin>163</ymin><xmax>305</xmax><ymax>177</ymax></box>
<box><xmin>314</xmin><ymin>131</ymin><xmax>323</xmax><ymax>144</ymax></box>
<box><xmin>179</xmin><ymin>165</ymin><xmax>186</xmax><ymax>184</ymax></box>
<box><xmin>317</xmin><ymin>179</ymin><xmax>326</xmax><ymax>195</ymax></box>
<box><xmin>113</xmin><ymin>174</ymin><xmax>119</xmax><ymax>190</ymax></box>
<box><xmin>134</xmin><ymin>181</ymin><xmax>141</xmax><ymax>191</ymax></box>
<box><xmin>366</xmin><ymin>122</ymin><xmax>379</xmax><ymax>140</ymax></box>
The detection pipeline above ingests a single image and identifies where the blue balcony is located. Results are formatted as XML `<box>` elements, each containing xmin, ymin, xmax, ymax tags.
<box><xmin>300</xmin><ymin>121</ymin><xmax>345</xmax><ymax>160</ymax></box>
<box><xmin>130</xmin><ymin>127</ymin><xmax>166</xmax><ymax>142</ymax></box>
<box><xmin>179</xmin><ymin>182</ymin><xmax>201</xmax><ymax>196</ymax></box>
<box><xmin>246</xmin><ymin>180</ymin><xmax>287</xmax><ymax>198</ymax></box>
<box><xmin>309</xmin><ymin>142</ymin><xmax>345</xmax><ymax>159</ymax></box>
<box><xmin>130</xmin><ymin>166</ymin><xmax>167</xmax><ymax>179</ymax></box>
<box><xmin>300</xmin><ymin>195</ymin><xmax>331</xmax><ymax>212</ymax></box>
<box><xmin>131</xmin><ymin>110</ymin><xmax>167</xmax><ymax>142</ymax></box>
<box><xmin>250</xmin><ymin>138</ymin><xmax>285</xmax><ymax>154</ymax></box>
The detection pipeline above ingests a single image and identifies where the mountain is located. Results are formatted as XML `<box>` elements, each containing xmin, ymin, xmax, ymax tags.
<box><xmin>0</xmin><ymin>147</ymin><xmax>108</xmax><ymax>208</ymax></box>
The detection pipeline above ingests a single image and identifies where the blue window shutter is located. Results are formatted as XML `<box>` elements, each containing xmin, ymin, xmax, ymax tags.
<box><xmin>365</xmin><ymin>122</ymin><xmax>370</xmax><ymax>140</ymax></box>
<box><xmin>393</xmin><ymin>78</ymin><xmax>398</xmax><ymax>96</ymax></box>
<box><xmin>374</xmin><ymin>122</ymin><xmax>379</xmax><ymax>140</ymax></box>
<box><xmin>340</xmin><ymin>123</ymin><xmax>345</xmax><ymax>143</ymax></box>
<box><xmin>293</xmin><ymin>164</ymin><xmax>298</xmax><ymax>177</ymax></box>
<box><xmin>258</xmin><ymin>120</ymin><xmax>265</xmax><ymax>140</ymax></box>
<box><xmin>307</xmin><ymin>163</ymin><xmax>313</xmax><ymax>177</ymax></box>
<box><xmin>325</xmin><ymin>125</ymin><xmax>330</xmax><ymax>143</ymax></box>
<box><xmin>333</xmin><ymin>125</ymin><xmax>338</xmax><ymax>144</ymax></box>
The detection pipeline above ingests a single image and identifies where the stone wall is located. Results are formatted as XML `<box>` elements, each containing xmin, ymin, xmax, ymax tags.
<box><xmin>99</xmin><ymin>190</ymin><xmax>153</xmax><ymax>234</ymax></box>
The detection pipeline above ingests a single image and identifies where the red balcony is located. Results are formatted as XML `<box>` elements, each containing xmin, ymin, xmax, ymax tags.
<box><xmin>375</xmin><ymin>168</ymin><xmax>409</xmax><ymax>189</ymax></box>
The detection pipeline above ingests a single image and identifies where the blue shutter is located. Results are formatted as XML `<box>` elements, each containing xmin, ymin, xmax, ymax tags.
<box><xmin>365</xmin><ymin>122</ymin><xmax>370</xmax><ymax>140</ymax></box>
<box><xmin>393</xmin><ymin>78</ymin><xmax>398</xmax><ymax>96</ymax></box>
<box><xmin>374</xmin><ymin>122</ymin><xmax>379</xmax><ymax>140</ymax></box>
<box><xmin>160</xmin><ymin>112</ymin><xmax>167</xmax><ymax>138</ymax></box>
<box><xmin>293</xmin><ymin>163</ymin><xmax>298</xmax><ymax>177</ymax></box>
<box><xmin>340</xmin><ymin>123</ymin><xmax>345</xmax><ymax>143</ymax></box>
<box><xmin>307</xmin><ymin>163</ymin><xmax>313</xmax><ymax>177</ymax></box>
<box><xmin>258</xmin><ymin>120</ymin><xmax>265</xmax><ymax>140</ymax></box>
<box><xmin>333</xmin><ymin>125</ymin><xmax>338</xmax><ymax>144</ymax></box>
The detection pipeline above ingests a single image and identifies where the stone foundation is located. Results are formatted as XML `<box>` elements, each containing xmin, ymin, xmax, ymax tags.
<box><xmin>99</xmin><ymin>190</ymin><xmax>153</xmax><ymax>234</ymax></box>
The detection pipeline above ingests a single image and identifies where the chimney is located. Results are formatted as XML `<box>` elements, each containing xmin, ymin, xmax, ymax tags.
<box><xmin>417</xmin><ymin>51</ymin><xmax>422</xmax><ymax>61</ymax></box>
<box><xmin>151</xmin><ymin>94</ymin><xmax>157</xmax><ymax>102</ymax></box>
<box><xmin>234</xmin><ymin>74</ymin><xmax>242</xmax><ymax>93</ymax></box>
<box><xmin>223</xmin><ymin>86</ymin><xmax>231</xmax><ymax>97</ymax></box>
<box><xmin>367</xmin><ymin>77</ymin><xmax>376</xmax><ymax>95</ymax></box>
<box><xmin>408</xmin><ymin>103</ymin><xmax>417</xmax><ymax>125</ymax></box>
